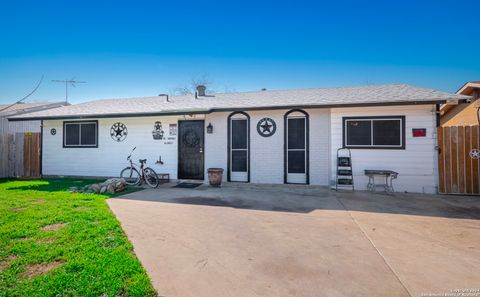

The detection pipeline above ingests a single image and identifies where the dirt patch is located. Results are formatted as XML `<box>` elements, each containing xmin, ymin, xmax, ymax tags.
<box><xmin>41</xmin><ymin>223</ymin><xmax>67</xmax><ymax>231</ymax></box>
<box><xmin>0</xmin><ymin>255</ymin><xmax>18</xmax><ymax>271</ymax></box>
<box><xmin>38</xmin><ymin>237</ymin><xmax>55</xmax><ymax>244</ymax></box>
<box><xmin>31</xmin><ymin>199</ymin><xmax>46</xmax><ymax>205</ymax></box>
<box><xmin>73</xmin><ymin>206</ymin><xmax>88</xmax><ymax>210</ymax></box>
<box><xmin>11</xmin><ymin>207</ymin><xmax>27</xmax><ymax>212</ymax></box>
<box><xmin>24</xmin><ymin>261</ymin><xmax>63</xmax><ymax>278</ymax></box>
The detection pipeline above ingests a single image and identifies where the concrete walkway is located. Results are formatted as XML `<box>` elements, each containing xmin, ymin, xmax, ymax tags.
<box><xmin>107</xmin><ymin>183</ymin><xmax>480</xmax><ymax>297</ymax></box>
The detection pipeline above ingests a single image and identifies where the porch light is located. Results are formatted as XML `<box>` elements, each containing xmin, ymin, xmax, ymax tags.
<box><xmin>207</xmin><ymin>122</ymin><xmax>213</xmax><ymax>134</ymax></box>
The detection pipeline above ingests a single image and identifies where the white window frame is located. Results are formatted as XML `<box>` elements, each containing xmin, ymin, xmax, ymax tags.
<box><xmin>286</xmin><ymin>114</ymin><xmax>307</xmax><ymax>183</ymax></box>
<box><xmin>229</xmin><ymin>117</ymin><xmax>248</xmax><ymax>182</ymax></box>
<box><xmin>343</xmin><ymin>116</ymin><xmax>405</xmax><ymax>149</ymax></box>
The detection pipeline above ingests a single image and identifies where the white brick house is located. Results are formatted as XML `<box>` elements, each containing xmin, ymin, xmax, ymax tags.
<box><xmin>9</xmin><ymin>84</ymin><xmax>470</xmax><ymax>193</ymax></box>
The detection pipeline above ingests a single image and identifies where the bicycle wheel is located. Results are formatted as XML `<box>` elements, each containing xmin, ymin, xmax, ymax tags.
<box><xmin>120</xmin><ymin>167</ymin><xmax>141</xmax><ymax>185</ymax></box>
<box><xmin>143</xmin><ymin>167</ymin><xmax>159</xmax><ymax>188</ymax></box>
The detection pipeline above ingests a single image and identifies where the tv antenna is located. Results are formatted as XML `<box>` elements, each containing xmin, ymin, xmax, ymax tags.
<box><xmin>52</xmin><ymin>77</ymin><xmax>86</xmax><ymax>103</ymax></box>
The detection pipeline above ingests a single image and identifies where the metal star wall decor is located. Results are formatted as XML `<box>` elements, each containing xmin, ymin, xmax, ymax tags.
<box><xmin>257</xmin><ymin>117</ymin><xmax>276</xmax><ymax>137</ymax></box>
<box><xmin>50</xmin><ymin>128</ymin><xmax>56</xmax><ymax>135</ymax></box>
<box><xmin>110</xmin><ymin>122</ymin><xmax>128</xmax><ymax>142</ymax></box>
<box><xmin>470</xmin><ymin>148</ymin><xmax>480</xmax><ymax>160</ymax></box>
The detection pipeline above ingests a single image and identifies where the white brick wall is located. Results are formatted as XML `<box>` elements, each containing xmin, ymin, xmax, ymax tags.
<box><xmin>330</xmin><ymin>105</ymin><xmax>438</xmax><ymax>193</ymax></box>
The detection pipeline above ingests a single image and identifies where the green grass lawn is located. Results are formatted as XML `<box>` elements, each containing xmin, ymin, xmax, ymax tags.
<box><xmin>0</xmin><ymin>179</ymin><xmax>157</xmax><ymax>297</ymax></box>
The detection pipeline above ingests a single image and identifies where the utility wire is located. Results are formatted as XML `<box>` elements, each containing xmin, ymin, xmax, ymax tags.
<box><xmin>0</xmin><ymin>75</ymin><xmax>44</xmax><ymax>113</ymax></box>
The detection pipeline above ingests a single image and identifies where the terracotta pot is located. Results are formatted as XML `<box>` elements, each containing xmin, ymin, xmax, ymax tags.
<box><xmin>207</xmin><ymin>168</ymin><xmax>224</xmax><ymax>187</ymax></box>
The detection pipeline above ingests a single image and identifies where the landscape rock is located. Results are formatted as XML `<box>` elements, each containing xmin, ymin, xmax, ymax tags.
<box><xmin>90</xmin><ymin>184</ymin><xmax>101</xmax><ymax>193</ymax></box>
<box><xmin>69</xmin><ymin>178</ymin><xmax>127</xmax><ymax>194</ymax></box>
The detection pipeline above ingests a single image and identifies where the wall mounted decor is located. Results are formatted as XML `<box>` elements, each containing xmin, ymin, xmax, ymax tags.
<box><xmin>412</xmin><ymin>128</ymin><xmax>426</xmax><ymax>137</ymax></box>
<box><xmin>257</xmin><ymin>117</ymin><xmax>276</xmax><ymax>137</ymax></box>
<box><xmin>152</xmin><ymin>121</ymin><xmax>165</xmax><ymax>140</ymax></box>
<box><xmin>110</xmin><ymin>122</ymin><xmax>128</xmax><ymax>142</ymax></box>
<box><xmin>169</xmin><ymin>123</ymin><xmax>177</xmax><ymax>136</ymax></box>
<box><xmin>50</xmin><ymin>128</ymin><xmax>56</xmax><ymax>135</ymax></box>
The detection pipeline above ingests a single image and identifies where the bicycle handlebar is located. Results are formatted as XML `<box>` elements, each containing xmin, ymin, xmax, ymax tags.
<box><xmin>127</xmin><ymin>147</ymin><xmax>137</xmax><ymax>161</ymax></box>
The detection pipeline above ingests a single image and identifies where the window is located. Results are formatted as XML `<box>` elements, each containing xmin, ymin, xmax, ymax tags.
<box><xmin>63</xmin><ymin>121</ymin><xmax>98</xmax><ymax>148</ymax></box>
<box><xmin>343</xmin><ymin>116</ymin><xmax>405</xmax><ymax>149</ymax></box>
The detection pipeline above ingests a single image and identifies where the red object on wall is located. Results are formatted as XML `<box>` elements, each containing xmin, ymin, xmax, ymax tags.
<box><xmin>412</xmin><ymin>128</ymin><xmax>427</xmax><ymax>137</ymax></box>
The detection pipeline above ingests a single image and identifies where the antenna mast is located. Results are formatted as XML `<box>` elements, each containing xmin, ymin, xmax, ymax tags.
<box><xmin>52</xmin><ymin>77</ymin><xmax>86</xmax><ymax>103</ymax></box>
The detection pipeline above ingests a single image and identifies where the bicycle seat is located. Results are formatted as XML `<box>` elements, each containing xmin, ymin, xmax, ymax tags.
<box><xmin>139</xmin><ymin>159</ymin><xmax>147</xmax><ymax>164</ymax></box>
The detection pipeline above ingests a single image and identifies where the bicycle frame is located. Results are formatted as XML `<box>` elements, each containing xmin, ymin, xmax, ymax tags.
<box><xmin>126</xmin><ymin>157</ymin><xmax>147</xmax><ymax>183</ymax></box>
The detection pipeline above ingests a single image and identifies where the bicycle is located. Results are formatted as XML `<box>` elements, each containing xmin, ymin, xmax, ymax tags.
<box><xmin>120</xmin><ymin>147</ymin><xmax>159</xmax><ymax>188</ymax></box>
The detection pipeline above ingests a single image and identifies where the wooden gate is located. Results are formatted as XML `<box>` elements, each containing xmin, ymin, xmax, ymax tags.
<box><xmin>437</xmin><ymin>126</ymin><xmax>479</xmax><ymax>194</ymax></box>
<box><xmin>0</xmin><ymin>132</ymin><xmax>41</xmax><ymax>178</ymax></box>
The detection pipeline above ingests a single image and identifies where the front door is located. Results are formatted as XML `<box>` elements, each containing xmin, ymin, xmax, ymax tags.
<box><xmin>178</xmin><ymin>120</ymin><xmax>204</xmax><ymax>180</ymax></box>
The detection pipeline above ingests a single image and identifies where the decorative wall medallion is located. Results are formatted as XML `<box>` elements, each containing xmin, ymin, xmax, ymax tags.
<box><xmin>257</xmin><ymin>117</ymin><xmax>276</xmax><ymax>137</ymax></box>
<box><xmin>110</xmin><ymin>122</ymin><xmax>128</xmax><ymax>142</ymax></box>
<box><xmin>50</xmin><ymin>128</ymin><xmax>56</xmax><ymax>135</ymax></box>
<box><xmin>470</xmin><ymin>148</ymin><xmax>480</xmax><ymax>160</ymax></box>
<box><xmin>152</xmin><ymin>121</ymin><xmax>165</xmax><ymax>140</ymax></box>
<box><xmin>182</xmin><ymin>129</ymin><xmax>200</xmax><ymax>147</ymax></box>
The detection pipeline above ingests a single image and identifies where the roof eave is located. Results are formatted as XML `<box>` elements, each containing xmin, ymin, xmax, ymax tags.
<box><xmin>7</xmin><ymin>99</ymin><xmax>465</xmax><ymax>122</ymax></box>
<box><xmin>456</xmin><ymin>82</ymin><xmax>480</xmax><ymax>95</ymax></box>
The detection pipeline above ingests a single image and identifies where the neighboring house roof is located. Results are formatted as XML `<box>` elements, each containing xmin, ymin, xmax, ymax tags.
<box><xmin>9</xmin><ymin>84</ymin><xmax>469</xmax><ymax>121</ymax></box>
<box><xmin>456</xmin><ymin>81</ymin><xmax>480</xmax><ymax>95</ymax></box>
<box><xmin>440</xmin><ymin>81</ymin><xmax>480</xmax><ymax>126</ymax></box>
<box><xmin>0</xmin><ymin>101</ymin><xmax>68</xmax><ymax>117</ymax></box>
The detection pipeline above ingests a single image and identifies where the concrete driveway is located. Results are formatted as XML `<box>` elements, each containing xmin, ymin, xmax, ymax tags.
<box><xmin>107</xmin><ymin>183</ymin><xmax>480</xmax><ymax>297</ymax></box>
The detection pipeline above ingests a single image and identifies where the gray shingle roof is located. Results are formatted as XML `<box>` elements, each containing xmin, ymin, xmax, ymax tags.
<box><xmin>8</xmin><ymin>84</ymin><xmax>470</xmax><ymax>120</ymax></box>
<box><xmin>1</xmin><ymin>101</ymin><xmax>67</xmax><ymax>117</ymax></box>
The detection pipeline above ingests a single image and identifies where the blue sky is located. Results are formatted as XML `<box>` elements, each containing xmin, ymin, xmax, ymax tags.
<box><xmin>1</xmin><ymin>0</ymin><xmax>479</xmax><ymax>104</ymax></box>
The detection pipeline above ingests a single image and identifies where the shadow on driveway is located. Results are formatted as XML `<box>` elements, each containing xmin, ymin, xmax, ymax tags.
<box><xmin>116</xmin><ymin>182</ymin><xmax>480</xmax><ymax>220</ymax></box>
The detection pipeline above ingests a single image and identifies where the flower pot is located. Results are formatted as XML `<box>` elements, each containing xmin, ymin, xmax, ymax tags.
<box><xmin>207</xmin><ymin>168</ymin><xmax>224</xmax><ymax>187</ymax></box>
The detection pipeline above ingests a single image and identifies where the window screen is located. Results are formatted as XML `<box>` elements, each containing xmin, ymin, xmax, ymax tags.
<box><xmin>346</xmin><ymin>120</ymin><xmax>371</xmax><ymax>146</ymax></box>
<box><xmin>288</xmin><ymin>151</ymin><xmax>305</xmax><ymax>173</ymax></box>
<box><xmin>232</xmin><ymin>151</ymin><xmax>247</xmax><ymax>172</ymax></box>
<box><xmin>229</xmin><ymin>116</ymin><xmax>248</xmax><ymax>174</ymax></box>
<box><xmin>373</xmin><ymin>120</ymin><xmax>401</xmax><ymax>146</ymax></box>
<box><xmin>64</xmin><ymin>121</ymin><xmax>98</xmax><ymax>147</ymax></box>
<box><xmin>65</xmin><ymin>124</ymin><xmax>80</xmax><ymax>146</ymax></box>
<box><xmin>231</xmin><ymin>120</ymin><xmax>247</xmax><ymax>149</ymax></box>
<box><xmin>287</xmin><ymin>118</ymin><xmax>305</xmax><ymax>149</ymax></box>
<box><xmin>80</xmin><ymin>123</ymin><xmax>97</xmax><ymax>145</ymax></box>
<box><xmin>343</xmin><ymin>116</ymin><xmax>404</xmax><ymax>149</ymax></box>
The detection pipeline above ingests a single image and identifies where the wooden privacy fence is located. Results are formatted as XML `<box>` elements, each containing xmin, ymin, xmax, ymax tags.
<box><xmin>0</xmin><ymin>132</ymin><xmax>41</xmax><ymax>178</ymax></box>
<box><xmin>437</xmin><ymin>126</ymin><xmax>479</xmax><ymax>194</ymax></box>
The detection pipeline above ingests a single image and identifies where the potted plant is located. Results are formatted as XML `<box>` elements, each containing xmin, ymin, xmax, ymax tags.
<box><xmin>207</xmin><ymin>168</ymin><xmax>224</xmax><ymax>187</ymax></box>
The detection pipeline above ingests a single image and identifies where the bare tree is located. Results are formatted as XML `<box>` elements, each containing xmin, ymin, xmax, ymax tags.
<box><xmin>171</xmin><ymin>74</ymin><xmax>214</xmax><ymax>96</ymax></box>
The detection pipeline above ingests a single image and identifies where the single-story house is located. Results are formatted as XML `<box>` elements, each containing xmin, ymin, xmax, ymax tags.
<box><xmin>440</xmin><ymin>81</ymin><xmax>480</xmax><ymax>126</ymax></box>
<box><xmin>9</xmin><ymin>84</ymin><xmax>470</xmax><ymax>193</ymax></box>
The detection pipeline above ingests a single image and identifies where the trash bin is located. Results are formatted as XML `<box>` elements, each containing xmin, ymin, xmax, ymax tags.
<box><xmin>207</xmin><ymin>168</ymin><xmax>224</xmax><ymax>187</ymax></box>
